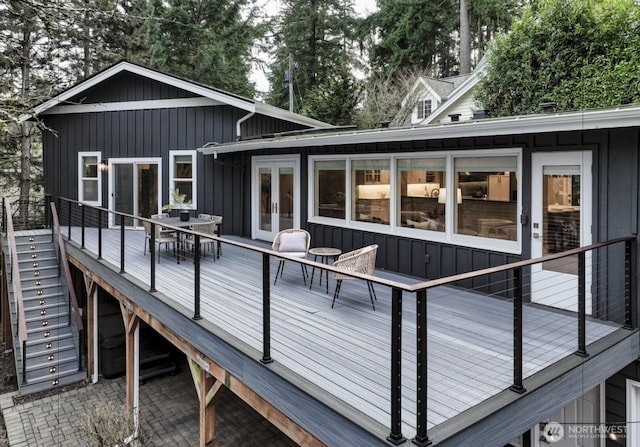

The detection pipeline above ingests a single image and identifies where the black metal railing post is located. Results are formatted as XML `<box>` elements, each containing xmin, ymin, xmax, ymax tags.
<box><xmin>576</xmin><ymin>252</ymin><xmax>588</xmax><ymax>357</ymax></box>
<box><xmin>45</xmin><ymin>193</ymin><xmax>52</xmax><ymax>229</ymax></box>
<box><xmin>261</xmin><ymin>253</ymin><xmax>273</xmax><ymax>364</ymax></box>
<box><xmin>22</xmin><ymin>340</ymin><xmax>27</xmax><ymax>384</ymax></box>
<box><xmin>193</xmin><ymin>234</ymin><xmax>202</xmax><ymax>320</ymax></box>
<box><xmin>78</xmin><ymin>329</ymin><xmax>84</xmax><ymax>371</ymax></box>
<box><xmin>67</xmin><ymin>199</ymin><xmax>72</xmax><ymax>240</ymax></box>
<box><xmin>81</xmin><ymin>204</ymin><xmax>86</xmax><ymax>248</ymax></box>
<box><xmin>510</xmin><ymin>268</ymin><xmax>526</xmax><ymax>394</ymax></box>
<box><xmin>149</xmin><ymin>222</ymin><xmax>156</xmax><ymax>293</ymax></box>
<box><xmin>97</xmin><ymin>209</ymin><xmax>103</xmax><ymax>260</ymax></box>
<box><xmin>624</xmin><ymin>238</ymin><xmax>636</xmax><ymax>329</ymax></box>
<box><xmin>119</xmin><ymin>214</ymin><xmax>125</xmax><ymax>274</ymax></box>
<box><xmin>412</xmin><ymin>289</ymin><xmax>430</xmax><ymax>446</ymax></box>
<box><xmin>387</xmin><ymin>287</ymin><xmax>406</xmax><ymax>444</ymax></box>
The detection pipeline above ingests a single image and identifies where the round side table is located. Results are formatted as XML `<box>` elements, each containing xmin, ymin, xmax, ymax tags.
<box><xmin>309</xmin><ymin>247</ymin><xmax>342</xmax><ymax>293</ymax></box>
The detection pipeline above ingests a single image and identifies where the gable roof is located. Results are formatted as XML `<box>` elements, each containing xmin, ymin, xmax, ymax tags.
<box><xmin>401</xmin><ymin>58</ymin><xmax>487</xmax><ymax>125</ymax></box>
<box><xmin>23</xmin><ymin>60</ymin><xmax>332</xmax><ymax>129</ymax></box>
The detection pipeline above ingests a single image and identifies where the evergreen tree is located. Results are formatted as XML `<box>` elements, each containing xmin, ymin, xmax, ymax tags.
<box><xmin>145</xmin><ymin>0</ymin><xmax>262</xmax><ymax>97</ymax></box>
<box><xmin>266</xmin><ymin>0</ymin><xmax>360</xmax><ymax>124</ymax></box>
<box><xmin>476</xmin><ymin>0</ymin><xmax>640</xmax><ymax>116</ymax></box>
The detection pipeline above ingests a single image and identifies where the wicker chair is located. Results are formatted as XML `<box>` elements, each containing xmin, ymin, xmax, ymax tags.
<box><xmin>143</xmin><ymin>220</ymin><xmax>177</xmax><ymax>263</ymax></box>
<box><xmin>331</xmin><ymin>244</ymin><xmax>378</xmax><ymax>310</ymax></box>
<box><xmin>185</xmin><ymin>221</ymin><xmax>217</xmax><ymax>258</ymax></box>
<box><xmin>272</xmin><ymin>229</ymin><xmax>311</xmax><ymax>285</ymax></box>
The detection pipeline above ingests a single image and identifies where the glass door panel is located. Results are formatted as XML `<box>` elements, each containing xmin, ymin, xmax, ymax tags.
<box><xmin>278</xmin><ymin>167</ymin><xmax>294</xmax><ymax>231</ymax></box>
<box><xmin>113</xmin><ymin>163</ymin><xmax>134</xmax><ymax>226</ymax></box>
<box><xmin>138</xmin><ymin>163</ymin><xmax>159</xmax><ymax>220</ymax></box>
<box><xmin>259</xmin><ymin>167</ymin><xmax>273</xmax><ymax>232</ymax></box>
<box><xmin>109</xmin><ymin>159</ymin><xmax>161</xmax><ymax>227</ymax></box>
<box><xmin>531</xmin><ymin>152</ymin><xmax>591</xmax><ymax>312</ymax></box>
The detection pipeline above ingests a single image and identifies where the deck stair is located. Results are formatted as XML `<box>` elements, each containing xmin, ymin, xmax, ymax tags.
<box><xmin>5</xmin><ymin>231</ymin><xmax>85</xmax><ymax>395</ymax></box>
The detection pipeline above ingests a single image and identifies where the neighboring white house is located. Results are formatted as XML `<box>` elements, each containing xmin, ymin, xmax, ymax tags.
<box><xmin>401</xmin><ymin>57</ymin><xmax>487</xmax><ymax>126</ymax></box>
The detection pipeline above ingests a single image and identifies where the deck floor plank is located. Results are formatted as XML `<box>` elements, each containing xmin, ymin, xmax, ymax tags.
<box><xmin>59</xmin><ymin>227</ymin><xmax>620</xmax><ymax>439</ymax></box>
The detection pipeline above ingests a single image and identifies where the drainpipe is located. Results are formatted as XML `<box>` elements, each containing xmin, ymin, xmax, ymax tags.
<box><xmin>236</xmin><ymin>111</ymin><xmax>255</xmax><ymax>141</ymax></box>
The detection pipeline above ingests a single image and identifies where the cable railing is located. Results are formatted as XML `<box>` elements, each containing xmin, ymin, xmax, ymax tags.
<box><xmin>55</xmin><ymin>196</ymin><xmax>636</xmax><ymax>445</ymax></box>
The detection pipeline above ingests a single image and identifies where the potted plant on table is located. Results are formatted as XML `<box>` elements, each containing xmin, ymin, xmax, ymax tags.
<box><xmin>162</xmin><ymin>188</ymin><xmax>193</xmax><ymax>221</ymax></box>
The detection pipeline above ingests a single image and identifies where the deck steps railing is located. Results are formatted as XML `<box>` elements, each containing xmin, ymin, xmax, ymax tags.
<box><xmin>1</xmin><ymin>197</ymin><xmax>85</xmax><ymax>395</ymax></box>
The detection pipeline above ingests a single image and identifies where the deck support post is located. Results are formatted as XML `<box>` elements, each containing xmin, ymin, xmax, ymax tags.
<box><xmin>412</xmin><ymin>289</ymin><xmax>431</xmax><ymax>446</ymax></box>
<box><xmin>388</xmin><ymin>287</ymin><xmax>406</xmax><ymax>445</ymax></box>
<box><xmin>624</xmin><ymin>237</ymin><xmax>636</xmax><ymax>329</ymax></box>
<box><xmin>575</xmin><ymin>252</ymin><xmax>588</xmax><ymax>357</ymax></box>
<box><xmin>121</xmin><ymin>302</ymin><xmax>140</xmax><ymax>428</ymax></box>
<box><xmin>84</xmin><ymin>275</ymin><xmax>98</xmax><ymax>383</ymax></box>
<box><xmin>510</xmin><ymin>268</ymin><xmax>526</xmax><ymax>394</ymax></box>
<box><xmin>261</xmin><ymin>253</ymin><xmax>272</xmax><ymax>364</ymax></box>
<box><xmin>189</xmin><ymin>359</ymin><xmax>223</xmax><ymax>447</ymax></box>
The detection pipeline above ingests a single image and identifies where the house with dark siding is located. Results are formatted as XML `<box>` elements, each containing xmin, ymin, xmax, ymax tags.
<box><xmin>2</xmin><ymin>60</ymin><xmax>640</xmax><ymax>446</ymax></box>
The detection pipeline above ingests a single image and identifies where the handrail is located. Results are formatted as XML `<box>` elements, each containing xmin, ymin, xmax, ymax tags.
<box><xmin>3</xmin><ymin>198</ymin><xmax>28</xmax><ymax>344</ymax></box>
<box><xmin>50</xmin><ymin>202</ymin><xmax>84</xmax><ymax>332</ymax></box>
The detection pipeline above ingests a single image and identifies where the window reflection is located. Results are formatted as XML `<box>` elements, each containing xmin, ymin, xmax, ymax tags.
<box><xmin>397</xmin><ymin>158</ymin><xmax>445</xmax><ymax>231</ymax></box>
<box><xmin>352</xmin><ymin>159</ymin><xmax>390</xmax><ymax>225</ymax></box>
<box><xmin>454</xmin><ymin>156</ymin><xmax>518</xmax><ymax>240</ymax></box>
<box><xmin>314</xmin><ymin>160</ymin><xmax>345</xmax><ymax>219</ymax></box>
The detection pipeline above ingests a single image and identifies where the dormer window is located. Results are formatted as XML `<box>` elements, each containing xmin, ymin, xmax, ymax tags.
<box><xmin>416</xmin><ymin>100</ymin><xmax>432</xmax><ymax>120</ymax></box>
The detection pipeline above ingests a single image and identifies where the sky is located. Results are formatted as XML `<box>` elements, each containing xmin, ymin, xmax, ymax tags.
<box><xmin>250</xmin><ymin>0</ymin><xmax>378</xmax><ymax>96</ymax></box>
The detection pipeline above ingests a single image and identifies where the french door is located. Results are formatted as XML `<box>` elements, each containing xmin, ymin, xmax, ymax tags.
<box><xmin>530</xmin><ymin>151</ymin><xmax>592</xmax><ymax>312</ymax></box>
<box><xmin>108</xmin><ymin>158</ymin><xmax>162</xmax><ymax>227</ymax></box>
<box><xmin>252</xmin><ymin>156</ymin><xmax>300</xmax><ymax>241</ymax></box>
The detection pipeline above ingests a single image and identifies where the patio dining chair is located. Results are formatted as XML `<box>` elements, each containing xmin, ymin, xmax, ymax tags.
<box><xmin>151</xmin><ymin>213</ymin><xmax>174</xmax><ymax>237</ymax></box>
<box><xmin>272</xmin><ymin>229</ymin><xmax>311</xmax><ymax>285</ymax></box>
<box><xmin>185</xmin><ymin>221</ymin><xmax>217</xmax><ymax>259</ymax></box>
<box><xmin>331</xmin><ymin>244</ymin><xmax>378</xmax><ymax>310</ymax></box>
<box><xmin>143</xmin><ymin>220</ymin><xmax>177</xmax><ymax>263</ymax></box>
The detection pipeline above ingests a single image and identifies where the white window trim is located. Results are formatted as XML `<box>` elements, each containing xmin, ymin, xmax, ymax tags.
<box><xmin>168</xmin><ymin>150</ymin><xmax>197</xmax><ymax>210</ymax></box>
<box><xmin>78</xmin><ymin>151</ymin><xmax>102</xmax><ymax>205</ymax></box>
<box><xmin>308</xmin><ymin>148</ymin><xmax>522</xmax><ymax>255</ymax></box>
<box><xmin>627</xmin><ymin>379</ymin><xmax>640</xmax><ymax>445</ymax></box>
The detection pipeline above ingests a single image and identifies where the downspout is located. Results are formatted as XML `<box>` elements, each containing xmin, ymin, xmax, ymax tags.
<box><xmin>236</xmin><ymin>111</ymin><xmax>255</xmax><ymax>141</ymax></box>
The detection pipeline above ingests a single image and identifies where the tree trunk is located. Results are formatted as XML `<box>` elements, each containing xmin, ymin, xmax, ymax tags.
<box><xmin>18</xmin><ymin>28</ymin><xmax>32</xmax><ymax>228</ymax></box>
<box><xmin>459</xmin><ymin>0</ymin><xmax>471</xmax><ymax>74</ymax></box>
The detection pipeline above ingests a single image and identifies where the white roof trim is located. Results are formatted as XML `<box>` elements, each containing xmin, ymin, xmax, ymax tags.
<box><xmin>199</xmin><ymin>105</ymin><xmax>640</xmax><ymax>156</ymax></box>
<box><xmin>255</xmin><ymin>102</ymin><xmax>334</xmax><ymax>129</ymax></box>
<box><xmin>24</xmin><ymin>61</ymin><xmax>255</xmax><ymax>120</ymax></box>
<box><xmin>422</xmin><ymin>59</ymin><xmax>487</xmax><ymax>125</ymax></box>
<box><xmin>39</xmin><ymin>97</ymin><xmax>224</xmax><ymax>115</ymax></box>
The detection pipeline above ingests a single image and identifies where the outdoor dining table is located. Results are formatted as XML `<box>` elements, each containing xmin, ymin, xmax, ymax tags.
<box><xmin>151</xmin><ymin>216</ymin><xmax>212</xmax><ymax>264</ymax></box>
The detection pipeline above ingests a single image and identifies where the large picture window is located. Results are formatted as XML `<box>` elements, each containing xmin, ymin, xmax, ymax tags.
<box><xmin>169</xmin><ymin>150</ymin><xmax>197</xmax><ymax>209</ymax></box>
<box><xmin>309</xmin><ymin>149</ymin><xmax>521</xmax><ymax>253</ymax></box>
<box><xmin>78</xmin><ymin>152</ymin><xmax>101</xmax><ymax>205</ymax></box>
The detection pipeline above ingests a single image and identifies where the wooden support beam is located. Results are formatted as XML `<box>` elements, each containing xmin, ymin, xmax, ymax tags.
<box><xmin>83</xmin><ymin>272</ymin><xmax>98</xmax><ymax>381</ymax></box>
<box><xmin>121</xmin><ymin>302</ymin><xmax>140</xmax><ymax>413</ymax></box>
<box><xmin>189</xmin><ymin>359</ymin><xmax>221</xmax><ymax>447</ymax></box>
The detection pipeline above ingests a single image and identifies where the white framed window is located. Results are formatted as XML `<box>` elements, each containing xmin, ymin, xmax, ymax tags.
<box><xmin>169</xmin><ymin>150</ymin><xmax>197</xmax><ymax>209</ymax></box>
<box><xmin>309</xmin><ymin>148</ymin><xmax>522</xmax><ymax>254</ymax></box>
<box><xmin>78</xmin><ymin>152</ymin><xmax>102</xmax><ymax>205</ymax></box>
<box><xmin>416</xmin><ymin>99</ymin><xmax>432</xmax><ymax>120</ymax></box>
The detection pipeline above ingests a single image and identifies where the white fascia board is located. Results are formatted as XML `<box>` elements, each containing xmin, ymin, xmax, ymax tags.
<box><xmin>39</xmin><ymin>97</ymin><xmax>224</xmax><ymax>115</ymax></box>
<box><xmin>24</xmin><ymin>61</ymin><xmax>254</xmax><ymax>121</ymax></box>
<box><xmin>254</xmin><ymin>102</ymin><xmax>334</xmax><ymax>128</ymax></box>
<box><xmin>199</xmin><ymin>106</ymin><xmax>640</xmax><ymax>156</ymax></box>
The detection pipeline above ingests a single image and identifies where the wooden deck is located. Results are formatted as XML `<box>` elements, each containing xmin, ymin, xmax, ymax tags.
<box><xmin>59</xmin><ymin>226</ymin><xmax>622</xmax><ymax>443</ymax></box>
